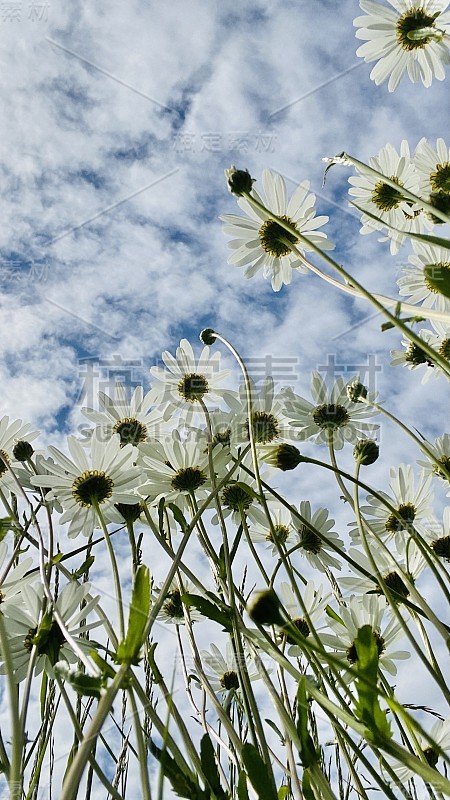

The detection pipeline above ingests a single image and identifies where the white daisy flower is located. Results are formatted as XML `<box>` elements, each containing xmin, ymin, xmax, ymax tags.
<box><xmin>417</xmin><ymin>432</ymin><xmax>450</xmax><ymax>486</ymax></box>
<box><xmin>385</xmin><ymin>715</ymin><xmax>450</xmax><ymax>782</ymax></box>
<box><xmin>397</xmin><ymin>239</ymin><xmax>450</xmax><ymax>310</ymax></box>
<box><xmin>349</xmin><ymin>463</ymin><xmax>435</xmax><ymax>549</ymax></box>
<box><xmin>155</xmin><ymin>578</ymin><xmax>202</xmax><ymax>626</ymax></box>
<box><xmin>247</xmin><ymin>504</ymin><xmax>297</xmax><ymax>555</ymax></box>
<box><xmin>82</xmin><ymin>383</ymin><xmax>166</xmax><ymax>446</ymax></box>
<box><xmin>427</xmin><ymin>507</ymin><xmax>450</xmax><ymax>560</ymax></box>
<box><xmin>31</xmin><ymin>433</ymin><xmax>144</xmax><ymax>538</ymax></box>
<box><xmin>319</xmin><ymin>594</ymin><xmax>410</xmax><ymax>678</ymax></box>
<box><xmin>199</xmin><ymin>642</ymin><xmax>261</xmax><ymax>694</ymax></box>
<box><xmin>137</xmin><ymin>432</ymin><xmax>228</xmax><ymax>511</ymax></box>
<box><xmin>292</xmin><ymin>500</ymin><xmax>345</xmax><ymax>572</ymax></box>
<box><xmin>354</xmin><ymin>0</ymin><xmax>450</xmax><ymax>93</ymax></box>
<box><xmin>0</xmin><ymin>416</ymin><xmax>40</xmax><ymax>492</ymax></box>
<box><xmin>230</xmin><ymin>377</ymin><xmax>295</xmax><ymax>448</ymax></box>
<box><xmin>0</xmin><ymin>542</ymin><xmax>35</xmax><ymax>606</ymax></box>
<box><xmin>220</xmin><ymin>169</ymin><xmax>334</xmax><ymax>292</ymax></box>
<box><xmin>390</xmin><ymin>332</ymin><xmax>437</xmax><ymax>381</ymax></box>
<box><xmin>414</xmin><ymin>136</ymin><xmax>450</xmax><ymax>197</ymax></box>
<box><xmin>149</xmin><ymin>338</ymin><xmax>239</xmax><ymax>422</ymax></box>
<box><xmin>283</xmin><ymin>372</ymin><xmax>379</xmax><ymax>450</ymax></box>
<box><xmin>348</xmin><ymin>141</ymin><xmax>429</xmax><ymax>254</ymax></box>
<box><xmin>0</xmin><ymin>581</ymin><xmax>101</xmax><ymax>682</ymax></box>
<box><xmin>279</xmin><ymin>580</ymin><xmax>331</xmax><ymax>656</ymax></box>
<box><xmin>339</xmin><ymin>539</ymin><xmax>427</xmax><ymax>600</ymax></box>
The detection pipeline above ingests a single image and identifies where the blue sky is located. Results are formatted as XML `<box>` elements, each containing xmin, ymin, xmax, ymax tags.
<box><xmin>1</xmin><ymin>1</ymin><xmax>450</xmax><ymax>793</ymax></box>
<box><xmin>1</xmin><ymin>0</ymin><xmax>448</xmax><ymax>457</ymax></box>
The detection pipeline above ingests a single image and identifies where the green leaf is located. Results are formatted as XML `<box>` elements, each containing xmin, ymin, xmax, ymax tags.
<box><xmin>90</xmin><ymin>651</ymin><xmax>117</xmax><ymax>680</ymax></box>
<box><xmin>423</xmin><ymin>264</ymin><xmax>450</xmax><ymax>300</ymax></box>
<box><xmin>241</xmin><ymin>743</ymin><xmax>277</xmax><ymax>800</ymax></box>
<box><xmin>237</xmin><ymin>770</ymin><xmax>249</xmax><ymax>800</ymax></box>
<box><xmin>301</xmin><ymin>770</ymin><xmax>315</xmax><ymax>800</ymax></box>
<box><xmin>158</xmin><ymin>497</ymin><xmax>166</xmax><ymax>534</ymax></box>
<box><xmin>264</xmin><ymin>718</ymin><xmax>285</xmax><ymax>745</ymax></box>
<box><xmin>55</xmin><ymin>663</ymin><xmax>105</xmax><ymax>698</ymax></box>
<box><xmin>353</xmin><ymin>625</ymin><xmax>392</xmax><ymax>742</ymax></box>
<box><xmin>182</xmin><ymin>593</ymin><xmax>233</xmax><ymax>631</ymax></box>
<box><xmin>116</xmin><ymin>564</ymin><xmax>151</xmax><ymax>665</ymax></box>
<box><xmin>167</xmin><ymin>503</ymin><xmax>189</xmax><ymax>532</ymax></box>
<box><xmin>149</xmin><ymin>739</ymin><xmax>209</xmax><ymax>800</ymax></box>
<box><xmin>72</xmin><ymin>555</ymin><xmax>95</xmax><ymax>580</ymax></box>
<box><xmin>200</xmin><ymin>734</ymin><xmax>227</xmax><ymax>800</ymax></box>
<box><xmin>296</xmin><ymin>678</ymin><xmax>319</xmax><ymax>767</ymax></box>
<box><xmin>277</xmin><ymin>787</ymin><xmax>289</xmax><ymax>800</ymax></box>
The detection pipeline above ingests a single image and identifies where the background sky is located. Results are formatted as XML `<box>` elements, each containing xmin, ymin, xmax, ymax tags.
<box><xmin>1</xmin><ymin>0</ymin><xmax>449</xmax><ymax>796</ymax></box>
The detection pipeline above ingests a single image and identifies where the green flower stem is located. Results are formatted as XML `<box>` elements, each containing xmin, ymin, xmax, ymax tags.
<box><xmin>307</xmin><ymin>763</ymin><xmax>339</xmax><ymax>800</ymax></box>
<box><xmin>240</xmin><ymin>510</ymin><xmax>270</xmax><ymax>583</ymax></box>
<box><xmin>126</xmin><ymin>519</ymin><xmax>139</xmax><ymax>574</ymax></box>
<box><xmin>60</xmin><ymin>662</ymin><xmax>131</xmax><ymax>800</ymax></box>
<box><xmin>0</xmin><ymin>614</ymin><xmax>22</xmax><ymax>798</ymax></box>
<box><xmin>328</xmin><ymin>432</ymin><xmax>354</xmax><ymax>506</ymax></box>
<box><xmin>353</xmin><ymin>462</ymin><xmax>450</xmax><ymax>704</ymax></box>
<box><xmin>93</xmin><ymin>501</ymin><xmax>125</xmax><ymax>641</ymax></box>
<box><xmin>341</xmin><ymin>153</ymin><xmax>450</xmax><ymax>225</ymax></box>
<box><xmin>242</xmin><ymin>191</ymin><xmax>450</xmax><ymax>378</ymax></box>
<box><xmin>127</xmin><ymin>687</ymin><xmax>152</xmax><ymax>800</ymax></box>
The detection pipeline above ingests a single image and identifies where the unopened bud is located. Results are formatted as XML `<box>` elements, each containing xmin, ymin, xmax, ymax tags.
<box><xmin>347</xmin><ymin>380</ymin><xmax>368</xmax><ymax>403</ymax></box>
<box><xmin>263</xmin><ymin>443</ymin><xmax>303</xmax><ymax>471</ymax></box>
<box><xmin>200</xmin><ymin>328</ymin><xmax>216</xmax><ymax>345</ymax></box>
<box><xmin>13</xmin><ymin>440</ymin><xmax>34</xmax><ymax>461</ymax></box>
<box><xmin>353</xmin><ymin>439</ymin><xmax>379</xmax><ymax>466</ymax></box>
<box><xmin>247</xmin><ymin>589</ymin><xmax>284</xmax><ymax>626</ymax></box>
<box><xmin>225</xmin><ymin>166</ymin><xmax>255</xmax><ymax>196</ymax></box>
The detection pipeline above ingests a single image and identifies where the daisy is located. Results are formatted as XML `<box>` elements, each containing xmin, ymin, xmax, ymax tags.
<box><xmin>349</xmin><ymin>463</ymin><xmax>435</xmax><ymax>549</ymax></box>
<box><xmin>0</xmin><ymin>541</ymin><xmax>35</xmax><ymax>606</ymax></box>
<box><xmin>283</xmin><ymin>372</ymin><xmax>379</xmax><ymax>450</ymax></box>
<box><xmin>292</xmin><ymin>500</ymin><xmax>345</xmax><ymax>572</ymax></box>
<box><xmin>0</xmin><ymin>416</ymin><xmax>40</xmax><ymax>493</ymax></box>
<box><xmin>426</xmin><ymin>506</ymin><xmax>450</xmax><ymax>560</ymax></box>
<box><xmin>319</xmin><ymin>594</ymin><xmax>410</xmax><ymax>678</ymax></box>
<box><xmin>199</xmin><ymin>642</ymin><xmax>261</xmax><ymax>694</ymax></box>
<box><xmin>414</xmin><ymin>136</ymin><xmax>450</xmax><ymax>199</ymax></box>
<box><xmin>0</xmin><ymin>581</ymin><xmax>101</xmax><ymax>682</ymax></box>
<box><xmin>385</xmin><ymin>715</ymin><xmax>450</xmax><ymax>782</ymax></box>
<box><xmin>82</xmin><ymin>383</ymin><xmax>166</xmax><ymax>446</ymax></box>
<box><xmin>137</xmin><ymin>432</ymin><xmax>228</xmax><ymax>511</ymax></box>
<box><xmin>31</xmin><ymin>433</ymin><xmax>144</xmax><ymax>538</ymax></box>
<box><xmin>230</xmin><ymin>377</ymin><xmax>295</xmax><ymax>448</ymax></box>
<box><xmin>220</xmin><ymin>169</ymin><xmax>334</xmax><ymax>292</ymax></box>
<box><xmin>247</xmin><ymin>503</ymin><xmax>297</xmax><ymax>555</ymax></box>
<box><xmin>155</xmin><ymin>578</ymin><xmax>202</xmax><ymax>626</ymax></box>
<box><xmin>279</xmin><ymin>580</ymin><xmax>331</xmax><ymax>656</ymax></box>
<box><xmin>417</xmin><ymin>432</ymin><xmax>450</xmax><ymax>486</ymax></box>
<box><xmin>149</xmin><ymin>338</ymin><xmax>239</xmax><ymax>421</ymax></box>
<box><xmin>397</xmin><ymin>239</ymin><xmax>450</xmax><ymax>310</ymax></box>
<box><xmin>354</xmin><ymin>0</ymin><xmax>450</xmax><ymax>93</ymax></box>
<box><xmin>348</xmin><ymin>140</ymin><xmax>429</xmax><ymax>254</ymax></box>
<box><xmin>339</xmin><ymin>539</ymin><xmax>427</xmax><ymax>600</ymax></box>
<box><xmin>390</xmin><ymin>331</ymin><xmax>439</xmax><ymax>381</ymax></box>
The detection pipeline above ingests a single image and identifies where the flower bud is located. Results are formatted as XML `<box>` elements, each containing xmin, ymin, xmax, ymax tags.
<box><xmin>346</xmin><ymin>379</ymin><xmax>368</xmax><ymax>403</ymax></box>
<box><xmin>353</xmin><ymin>439</ymin><xmax>379</xmax><ymax>466</ymax></box>
<box><xmin>200</xmin><ymin>328</ymin><xmax>216</xmax><ymax>345</ymax></box>
<box><xmin>225</xmin><ymin>166</ymin><xmax>254</xmax><ymax>196</ymax></box>
<box><xmin>263</xmin><ymin>443</ymin><xmax>303</xmax><ymax>471</ymax></box>
<box><xmin>247</xmin><ymin>589</ymin><xmax>284</xmax><ymax>626</ymax></box>
<box><xmin>13</xmin><ymin>440</ymin><xmax>34</xmax><ymax>461</ymax></box>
